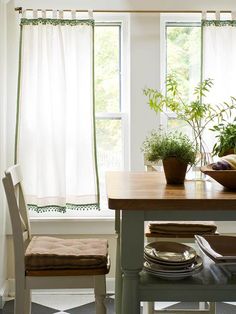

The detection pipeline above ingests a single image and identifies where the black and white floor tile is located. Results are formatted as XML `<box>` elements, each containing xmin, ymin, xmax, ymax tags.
<box><xmin>0</xmin><ymin>294</ymin><xmax>115</xmax><ymax>314</ymax></box>
<box><xmin>1</xmin><ymin>295</ymin><xmax>236</xmax><ymax>313</ymax></box>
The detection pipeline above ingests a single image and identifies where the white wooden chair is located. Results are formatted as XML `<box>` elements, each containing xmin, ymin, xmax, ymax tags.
<box><xmin>144</xmin><ymin>163</ymin><xmax>216</xmax><ymax>314</ymax></box>
<box><xmin>2</xmin><ymin>164</ymin><xmax>110</xmax><ymax>314</ymax></box>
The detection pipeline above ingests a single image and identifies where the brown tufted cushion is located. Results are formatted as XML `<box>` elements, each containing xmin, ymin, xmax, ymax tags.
<box><xmin>25</xmin><ymin>236</ymin><xmax>108</xmax><ymax>271</ymax></box>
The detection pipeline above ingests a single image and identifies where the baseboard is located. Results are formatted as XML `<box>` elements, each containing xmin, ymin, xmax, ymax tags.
<box><xmin>0</xmin><ymin>280</ymin><xmax>9</xmax><ymax>309</ymax></box>
<box><xmin>7</xmin><ymin>277</ymin><xmax>115</xmax><ymax>297</ymax></box>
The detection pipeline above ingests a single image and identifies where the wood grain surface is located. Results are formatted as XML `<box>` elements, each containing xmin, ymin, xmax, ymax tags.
<box><xmin>106</xmin><ymin>171</ymin><xmax>236</xmax><ymax>211</ymax></box>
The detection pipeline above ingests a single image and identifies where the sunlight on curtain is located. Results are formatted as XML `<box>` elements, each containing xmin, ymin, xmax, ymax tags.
<box><xmin>202</xmin><ymin>13</ymin><xmax>236</xmax><ymax>152</ymax></box>
<box><xmin>202</xmin><ymin>16</ymin><xmax>236</xmax><ymax>103</ymax></box>
<box><xmin>16</xmin><ymin>12</ymin><xmax>99</xmax><ymax>212</ymax></box>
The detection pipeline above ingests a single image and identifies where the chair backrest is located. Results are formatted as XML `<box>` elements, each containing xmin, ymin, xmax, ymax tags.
<box><xmin>2</xmin><ymin>165</ymin><xmax>32</xmax><ymax>271</ymax></box>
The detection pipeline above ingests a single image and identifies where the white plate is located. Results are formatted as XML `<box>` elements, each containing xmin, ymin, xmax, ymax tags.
<box><xmin>143</xmin><ymin>257</ymin><xmax>203</xmax><ymax>280</ymax></box>
<box><xmin>144</xmin><ymin>253</ymin><xmax>196</xmax><ymax>269</ymax></box>
<box><xmin>144</xmin><ymin>256</ymin><xmax>203</xmax><ymax>274</ymax></box>
<box><xmin>144</xmin><ymin>269</ymin><xmax>202</xmax><ymax>280</ymax></box>
<box><xmin>144</xmin><ymin>241</ymin><xmax>196</xmax><ymax>263</ymax></box>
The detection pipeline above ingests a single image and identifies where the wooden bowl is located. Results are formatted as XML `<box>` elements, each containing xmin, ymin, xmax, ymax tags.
<box><xmin>201</xmin><ymin>164</ymin><xmax>236</xmax><ymax>190</ymax></box>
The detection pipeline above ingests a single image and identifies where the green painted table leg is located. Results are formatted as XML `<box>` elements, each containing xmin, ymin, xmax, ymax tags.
<box><xmin>115</xmin><ymin>211</ymin><xmax>122</xmax><ymax>314</ymax></box>
<box><xmin>121</xmin><ymin>211</ymin><xmax>144</xmax><ymax>314</ymax></box>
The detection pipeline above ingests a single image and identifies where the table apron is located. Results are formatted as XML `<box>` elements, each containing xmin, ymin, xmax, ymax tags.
<box><xmin>144</xmin><ymin>209</ymin><xmax>236</xmax><ymax>221</ymax></box>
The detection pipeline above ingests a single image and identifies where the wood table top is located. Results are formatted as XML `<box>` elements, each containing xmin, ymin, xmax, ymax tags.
<box><xmin>106</xmin><ymin>171</ymin><xmax>236</xmax><ymax>211</ymax></box>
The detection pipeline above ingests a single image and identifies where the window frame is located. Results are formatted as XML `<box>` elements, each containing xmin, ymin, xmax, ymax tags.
<box><xmin>159</xmin><ymin>13</ymin><xmax>201</xmax><ymax>129</ymax></box>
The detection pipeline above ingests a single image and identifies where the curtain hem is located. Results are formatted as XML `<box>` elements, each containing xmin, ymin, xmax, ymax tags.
<box><xmin>28</xmin><ymin>203</ymin><xmax>100</xmax><ymax>213</ymax></box>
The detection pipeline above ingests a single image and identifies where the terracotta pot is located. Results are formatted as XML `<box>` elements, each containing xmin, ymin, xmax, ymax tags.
<box><xmin>163</xmin><ymin>157</ymin><xmax>188</xmax><ymax>184</ymax></box>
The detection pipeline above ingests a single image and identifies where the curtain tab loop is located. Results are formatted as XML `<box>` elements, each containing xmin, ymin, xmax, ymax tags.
<box><xmin>215</xmin><ymin>11</ymin><xmax>221</xmax><ymax>20</ymax></box>
<box><xmin>59</xmin><ymin>10</ymin><xmax>63</xmax><ymax>19</ymax></box>
<box><xmin>71</xmin><ymin>10</ymin><xmax>76</xmax><ymax>19</ymax></box>
<box><xmin>52</xmin><ymin>10</ymin><xmax>57</xmax><ymax>19</ymax></box>
<box><xmin>33</xmin><ymin>10</ymin><xmax>37</xmax><ymax>19</ymax></box>
<box><xmin>231</xmin><ymin>11</ymin><xmax>236</xmax><ymax>20</ymax></box>
<box><xmin>42</xmin><ymin>10</ymin><xmax>46</xmax><ymax>19</ymax></box>
<box><xmin>88</xmin><ymin>10</ymin><xmax>93</xmax><ymax>19</ymax></box>
<box><xmin>202</xmin><ymin>11</ymin><xmax>207</xmax><ymax>20</ymax></box>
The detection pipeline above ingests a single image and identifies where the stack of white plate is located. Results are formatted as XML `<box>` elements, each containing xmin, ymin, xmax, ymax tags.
<box><xmin>195</xmin><ymin>235</ymin><xmax>236</xmax><ymax>272</ymax></box>
<box><xmin>144</xmin><ymin>241</ymin><xmax>203</xmax><ymax>280</ymax></box>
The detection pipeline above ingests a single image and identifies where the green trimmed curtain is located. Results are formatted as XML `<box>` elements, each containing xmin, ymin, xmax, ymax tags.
<box><xmin>202</xmin><ymin>13</ymin><xmax>236</xmax><ymax>105</ymax></box>
<box><xmin>15</xmin><ymin>12</ymin><xmax>100</xmax><ymax>212</ymax></box>
<box><xmin>201</xmin><ymin>13</ymin><xmax>236</xmax><ymax>151</ymax></box>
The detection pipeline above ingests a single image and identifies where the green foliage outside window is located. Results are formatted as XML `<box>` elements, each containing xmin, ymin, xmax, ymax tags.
<box><xmin>95</xmin><ymin>26</ymin><xmax>120</xmax><ymax>113</ymax></box>
<box><xmin>166</xmin><ymin>25</ymin><xmax>201</xmax><ymax>103</ymax></box>
<box><xmin>94</xmin><ymin>25</ymin><xmax>122</xmax><ymax>169</ymax></box>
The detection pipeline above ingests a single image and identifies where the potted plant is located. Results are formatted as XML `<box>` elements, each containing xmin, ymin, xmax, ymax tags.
<box><xmin>211</xmin><ymin>120</ymin><xmax>236</xmax><ymax>157</ymax></box>
<box><xmin>141</xmin><ymin>131</ymin><xmax>197</xmax><ymax>184</ymax></box>
<box><xmin>143</xmin><ymin>74</ymin><xmax>235</xmax><ymax>167</ymax></box>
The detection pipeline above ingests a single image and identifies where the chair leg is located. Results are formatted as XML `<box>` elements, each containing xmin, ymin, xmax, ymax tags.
<box><xmin>14</xmin><ymin>280</ymin><xmax>25</xmax><ymax>314</ymax></box>
<box><xmin>24</xmin><ymin>288</ymin><xmax>31</xmax><ymax>314</ymax></box>
<box><xmin>208</xmin><ymin>302</ymin><xmax>216</xmax><ymax>314</ymax></box>
<box><xmin>143</xmin><ymin>301</ymin><xmax>155</xmax><ymax>314</ymax></box>
<box><xmin>94</xmin><ymin>275</ymin><xmax>106</xmax><ymax>314</ymax></box>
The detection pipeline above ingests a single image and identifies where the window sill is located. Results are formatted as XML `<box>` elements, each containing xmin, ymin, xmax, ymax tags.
<box><xmin>31</xmin><ymin>215</ymin><xmax>116</xmax><ymax>235</ymax></box>
<box><xmin>6</xmin><ymin>216</ymin><xmax>116</xmax><ymax>236</ymax></box>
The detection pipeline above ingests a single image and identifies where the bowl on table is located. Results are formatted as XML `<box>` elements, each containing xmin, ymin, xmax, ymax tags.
<box><xmin>201</xmin><ymin>164</ymin><xmax>236</xmax><ymax>189</ymax></box>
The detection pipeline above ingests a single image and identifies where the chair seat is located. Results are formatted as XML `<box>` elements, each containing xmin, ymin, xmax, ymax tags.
<box><xmin>3</xmin><ymin>165</ymin><xmax>110</xmax><ymax>314</ymax></box>
<box><xmin>146</xmin><ymin>221</ymin><xmax>217</xmax><ymax>238</ymax></box>
<box><xmin>26</xmin><ymin>263</ymin><xmax>110</xmax><ymax>277</ymax></box>
<box><xmin>25</xmin><ymin>236</ymin><xmax>109</xmax><ymax>271</ymax></box>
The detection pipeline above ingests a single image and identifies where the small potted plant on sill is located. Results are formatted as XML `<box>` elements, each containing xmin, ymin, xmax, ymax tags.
<box><xmin>141</xmin><ymin>131</ymin><xmax>197</xmax><ymax>184</ymax></box>
<box><xmin>211</xmin><ymin>119</ymin><xmax>236</xmax><ymax>157</ymax></box>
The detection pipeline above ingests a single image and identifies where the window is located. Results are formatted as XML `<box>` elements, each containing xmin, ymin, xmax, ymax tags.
<box><xmin>95</xmin><ymin>23</ymin><xmax>124</xmax><ymax>210</ymax></box>
<box><xmin>160</xmin><ymin>14</ymin><xmax>201</xmax><ymax>131</ymax></box>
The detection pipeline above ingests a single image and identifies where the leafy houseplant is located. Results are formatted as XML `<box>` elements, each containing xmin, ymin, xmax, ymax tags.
<box><xmin>143</xmin><ymin>74</ymin><xmax>235</xmax><ymax>167</ymax></box>
<box><xmin>211</xmin><ymin>120</ymin><xmax>236</xmax><ymax>157</ymax></box>
<box><xmin>142</xmin><ymin>131</ymin><xmax>197</xmax><ymax>184</ymax></box>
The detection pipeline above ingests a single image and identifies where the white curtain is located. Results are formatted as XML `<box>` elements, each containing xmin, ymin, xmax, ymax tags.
<box><xmin>202</xmin><ymin>16</ymin><xmax>236</xmax><ymax>151</ymax></box>
<box><xmin>16</xmin><ymin>13</ymin><xmax>99</xmax><ymax>212</ymax></box>
<box><xmin>202</xmin><ymin>17</ymin><xmax>236</xmax><ymax>103</ymax></box>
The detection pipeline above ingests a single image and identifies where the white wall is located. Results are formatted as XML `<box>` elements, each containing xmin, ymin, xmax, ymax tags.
<box><xmin>130</xmin><ymin>14</ymin><xmax>160</xmax><ymax>170</ymax></box>
<box><xmin>0</xmin><ymin>0</ymin><xmax>8</xmax><ymax>307</ymax></box>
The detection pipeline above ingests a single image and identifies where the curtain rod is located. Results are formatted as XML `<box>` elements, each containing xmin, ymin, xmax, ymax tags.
<box><xmin>15</xmin><ymin>7</ymin><xmax>232</xmax><ymax>14</ymax></box>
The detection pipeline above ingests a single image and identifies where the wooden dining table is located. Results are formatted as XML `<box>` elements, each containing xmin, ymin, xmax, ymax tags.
<box><xmin>106</xmin><ymin>171</ymin><xmax>236</xmax><ymax>314</ymax></box>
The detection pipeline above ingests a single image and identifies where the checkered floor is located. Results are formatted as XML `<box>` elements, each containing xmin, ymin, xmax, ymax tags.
<box><xmin>0</xmin><ymin>295</ymin><xmax>114</xmax><ymax>314</ymax></box>
<box><xmin>0</xmin><ymin>295</ymin><xmax>115</xmax><ymax>314</ymax></box>
<box><xmin>1</xmin><ymin>296</ymin><xmax>236</xmax><ymax>313</ymax></box>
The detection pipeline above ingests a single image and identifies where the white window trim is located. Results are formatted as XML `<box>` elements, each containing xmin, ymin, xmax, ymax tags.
<box><xmin>5</xmin><ymin>216</ymin><xmax>115</xmax><ymax>235</ymax></box>
<box><xmin>159</xmin><ymin>13</ymin><xmax>201</xmax><ymax>129</ymax></box>
<box><xmin>96</xmin><ymin>112</ymin><xmax>124</xmax><ymax>119</ymax></box>
<box><xmin>95</xmin><ymin>14</ymin><xmax>130</xmax><ymax>172</ymax></box>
